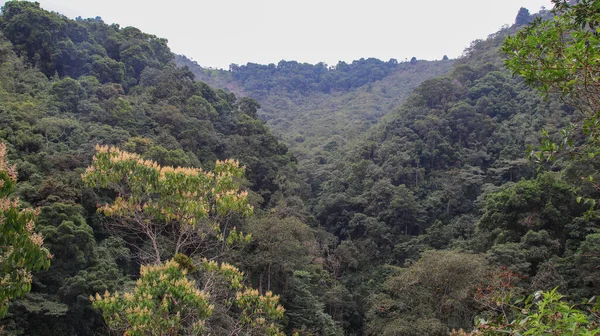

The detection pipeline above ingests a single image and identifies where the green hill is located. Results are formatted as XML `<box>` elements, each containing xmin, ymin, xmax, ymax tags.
<box><xmin>309</xmin><ymin>8</ymin><xmax>600</xmax><ymax>335</ymax></box>
<box><xmin>2</xmin><ymin>1</ymin><xmax>600</xmax><ymax>336</ymax></box>
<box><xmin>176</xmin><ymin>56</ymin><xmax>454</xmax><ymax>161</ymax></box>
<box><xmin>0</xmin><ymin>2</ymin><xmax>309</xmax><ymax>334</ymax></box>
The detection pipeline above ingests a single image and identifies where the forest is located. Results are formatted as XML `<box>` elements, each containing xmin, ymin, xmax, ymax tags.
<box><xmin>1</xmin><ymin>0</ymin><xmax>600</xmax><ymax>335</ymax></box>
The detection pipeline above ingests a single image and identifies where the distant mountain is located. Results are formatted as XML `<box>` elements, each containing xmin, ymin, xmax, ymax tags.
<box><xmin>176</xmin><ymin>56</ymin><xmax>454</xmax><ymax>160</ymax></box>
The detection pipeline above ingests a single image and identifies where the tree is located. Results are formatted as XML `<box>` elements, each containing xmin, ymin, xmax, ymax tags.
<box><xmin>452</xmin><ymin>288</ymin><xmax>600</xmax><ymax>335</ymax></box>
<box><xmin>502</xmin><ymin>0</ymin><xmax>600</xmax><ymax>221</ymax></box>
<box><xmin>504</xmin><ymin>1</ymin><xmax>600</xmax><ymax>110</ymax></box>
<box><xmin>0</xmin><ymin>143</ymin><xmax>52</xmax><ymax>317</ymax></box>
<box><xmin>515</xmin><ymin>7</ymin><xmax>532</xmax><ymax>25</ymax></box>
<box><xmin>366</xmin><ymin>250</ymin><xmax>489</xmax><ymax>335</ymax></box>
<box><xmin>50</xmin><ymin>77</ymin><xmax>84</xmax><ymax>112</ymax></box>
<box><xmin>91</xmin><ymin>255</ymin><xmax>285</xmax><ymax>336</ymax></box>
<box><xmin>238</xmin><ymin>97</ymin><xmax>261</xmax><ymax>118</ymax></box>
<box><xmin>0</xmin><ymin>2</ymin><xmax>300</xmax><ymax>332</ymax></box>
<box><xmin>456</xmin><ymin>3</ymin><xmax>600</xmax><ymax>333</ymax></box>
<box><xmin>82</xmin><ymin>145</ymin><xmax>253</xmax><ymax>264</ymax></box>
<box><xmin>478</xmin><ymin>172</ymin><xmax>580</xmax><ymax>241</ymax></box>
<box><xmin>84</xmin><ymin>146</ymin><xmax>286</xmax><ymax>334</ymax></box>
<box><xmin>240</xmin><ymin>215</ymin><xmax>315</xmax><ymax>293</ymax></box>
<box><xmin>503</xmin><ymin>0</ymin><xmax>600</xmax><ymax>169</ymax></box>
<box><xmin>0</xmin><ymin>1</ymin><xmax>69</xmax><ymax>76</ymax></box>
<box><xmin>283</xmin><ymin>271</ymin><xmax>343</xmax><ymax>336</ymax></box>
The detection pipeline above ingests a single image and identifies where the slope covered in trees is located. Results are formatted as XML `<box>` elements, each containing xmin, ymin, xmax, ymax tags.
<box><xmin>176</xmin><ymin>56</ymin><xmax>454</xmax><ymax>161</ymax></box>
<box><xmin>2</xmin><ymin>1</ymin><xmax>600</xmax><ymax>335</ymax></box>
<box><xmin>305</xmin><ymin>4</ymin><xmax>600</xmax><ymax>334</ymax></box>
<box><xmin>0</xmin><ymin>2</ymin><xmax>337</xmax><ymax>335</ymax></box>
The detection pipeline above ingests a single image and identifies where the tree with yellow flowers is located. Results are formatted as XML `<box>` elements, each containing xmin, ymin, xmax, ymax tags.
<box><xmin>0</xmin><ymin>142</ymin><xmax>52</xmax><ymax>317</ymax></box>
<box><xmin>91</xmin><ymin>258</ymin><xmax>212</xmax><ymax>336</ymax></box>
<box><xmin>91</xmin><ymin>255</ymin><xmax>285</xmax><ymax>336</ymax></box>
<box><xmin>84</xmin><ymin>146</ymin><xmax>285</xmax><ymax>335</ymax></box>
<box><xmin>82</xmin><ymin>145</ymin><xmax>253</xmax><ymax>264</ymax></box>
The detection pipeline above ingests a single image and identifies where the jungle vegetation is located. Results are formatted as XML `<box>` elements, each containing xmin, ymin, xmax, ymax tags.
<box><xmin>1</xmin><ymin>0</ymin><xmax>600</xmax><ymax>335</ymax></box>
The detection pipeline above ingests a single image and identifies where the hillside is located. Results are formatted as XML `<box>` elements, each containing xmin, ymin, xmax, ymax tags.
<box><xmin>308</xmin><ymin>7</ymin><xmax>600</xmax><ymax>335</ymax></box>
<box><xmin>0</xmin><ymin>2</ymin><xmax>322</xmax><ymax>335</ymax></box>
<box><xmin>176</xmin><ymin>56</ymin><xmax>454</xmax><ymax>160</ymax></box>
<box><xmin>1</xmin><ymin>1</ymin><xmax>600</xmax><ymax>336</ymax></box>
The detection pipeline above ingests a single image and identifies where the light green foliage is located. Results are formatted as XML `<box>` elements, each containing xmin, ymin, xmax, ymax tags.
<box><xmin>91</xmin><ymin>258</ymin><xmax>212</xmax><ymax>336</ymax></box>
<box><xmin>0</xmin><ymin>143</ymin><xmax>52</xmax><ymax>317</ymax></box>
<box><xmin>92</xmin><ymin>256</ymin><xmax>285</xmax><ymax>336</ymax></box>
<box><xmin>503</xmin><ymin>0</ymin><xmax>600</xmax><ymax>110</ymax></box>
<box><xmin>83</xmin><ymin>146</ymin><xmax>289</xmax><ymax>334</ymax></box>
<box><xmin>503</xmin><ymin>0</ymin><xmax>600</xmax><ymax>216</ymax></box>
<box><xmin>91</xmin><ymin>258</ymin><xmax>205</xmax><ymax>335</ymax></box>
<box><xmin>82</xmin><ymin>145</ymin><xmax>253</xmax><ymax>263</ymax></box>
<box><xmin>201</xmin><ymin>259</ymin><xmax>286</xmax><ymax>336</ymax></box>
<box><xmin>455</xmin><ymin>288</ymin><xmax>600</xmax><ymax>335</ymax></box>
<box><xmin>84</xmin><ymin>145</ymin><xmax>252</xmax><ymax>220</ymax></box>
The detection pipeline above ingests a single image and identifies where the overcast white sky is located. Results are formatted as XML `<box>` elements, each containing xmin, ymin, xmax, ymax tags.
<box><xmin>1</xmin><ymin>0</ymin><xmax>552</xmax><ymax>69</ymax></box>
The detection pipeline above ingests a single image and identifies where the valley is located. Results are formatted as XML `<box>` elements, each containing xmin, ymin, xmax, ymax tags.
<box><xmin>0</xmin><ymin>1</ymin><xmax>599</xmax><ymax>335</ymax></box>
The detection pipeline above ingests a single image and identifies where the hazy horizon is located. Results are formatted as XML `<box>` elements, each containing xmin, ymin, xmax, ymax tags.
<box><xmin>1</xmin><ymin>0</ymin><xmax>552</xmax><ymax>69</ymax></box>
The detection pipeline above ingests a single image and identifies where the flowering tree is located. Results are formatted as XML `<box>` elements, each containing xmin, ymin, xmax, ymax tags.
<box><xmin>84</xmin><ymin>146</ymin><xmax>285</xmax><ymax>334</ymax></box>
<box><xmin>91</xmin><ymin>258</ymin><xmax>212</xmax><ymax>335</ymax></box>
<box><xmin>90</xmin><ymin>255</ymin><xmax>285</xmax><ymax>335</ymax></box>
<box><xmin>82</xmin><ymin>145</ymin><xmax>253</xmax><ymax>264</ymax></box>
<box><xmin>0</xmin><ymin>142</ymin><xmax>52</xmax><ymax>317</ymax></box>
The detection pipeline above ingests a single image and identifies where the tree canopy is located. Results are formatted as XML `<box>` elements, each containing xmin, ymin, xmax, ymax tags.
<box><xmin>2</xmin><ymin>0</ymin><xmax>600</xmax><ymax>335</ymax></box>
<box><xmin>0</xmin><ymin>142</ymin><xmax>52</xmax><ymax>317</ymax></box>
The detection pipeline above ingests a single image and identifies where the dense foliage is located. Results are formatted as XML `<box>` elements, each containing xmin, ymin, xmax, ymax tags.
<box><xmin>82</xmin><ymin>146</ymin><xmax>253</xmax><ymax>264</ymax></box>
<box><xmin>2</xmin><ymin>0</ymin><xmax>600</xmax><ymax>335</ymax></box>
<box><xmin>229</xmin><ymin>58</ymin><xmax>402</xmax><ymax>96</ymax></box>
<box><xmin>181</xmin><ymin>4</ymin><xmax>600</xmax><ymax>332</ymax></box>
<box><xmin>0</xmin><ymin>2</ymin><xmax>307</xmax><ymax>334</ymax></box>
<box><xmin>0</xmin><ymin>142</ymin><xmax>51</xmax><ymax>318</ymax></box>
<box><xmin>82</xmin><ymin>146</ymin><xmax>287</xmax><ymax>335</ymax></box>
<box><xmin>92</xmin><ymin>257</ymin><xmax>286</xmax><ymax>336</ymax></box>
<box><xmin>177</xmin><ymin>55</ymin><xmax>454</xmax><ymax>164</ymax></box>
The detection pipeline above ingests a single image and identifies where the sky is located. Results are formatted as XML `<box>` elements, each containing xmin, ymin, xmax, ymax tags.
<box><xmin>1</xmin><ymin>0</ymin><xmax>553</xmax><ymax>69</ymax></box>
